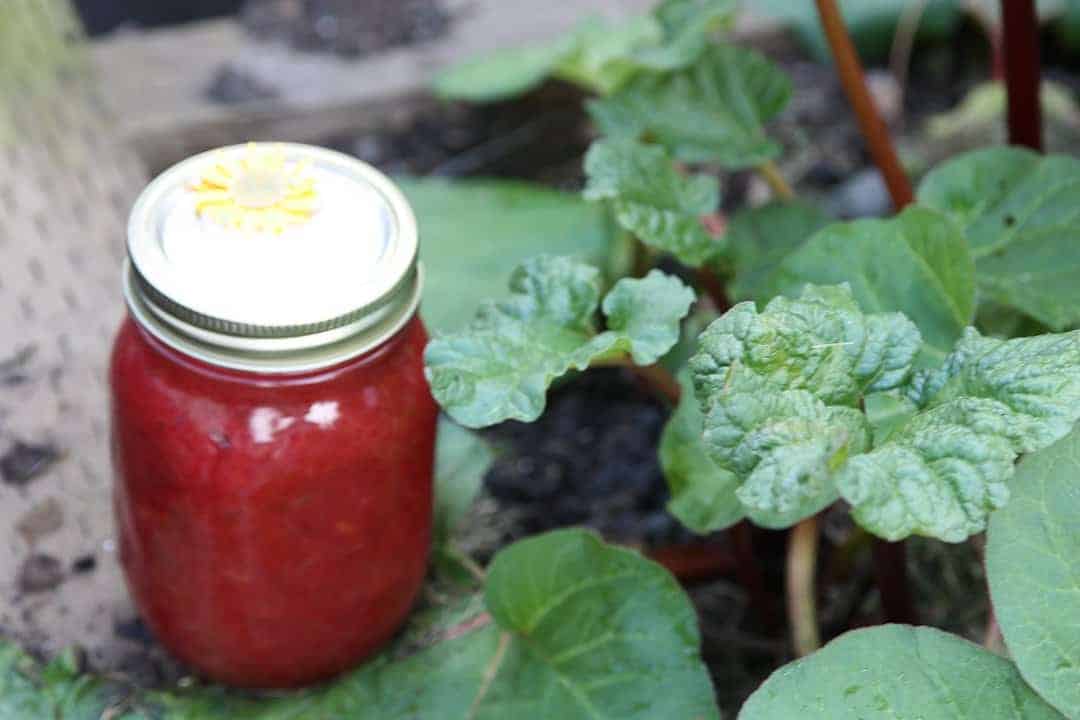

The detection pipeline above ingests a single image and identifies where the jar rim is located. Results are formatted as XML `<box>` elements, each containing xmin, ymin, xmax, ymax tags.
<box><xmin>123</xmin><ymin>261</ymin><xmax>423</xmax><ymax>374</ymax></box>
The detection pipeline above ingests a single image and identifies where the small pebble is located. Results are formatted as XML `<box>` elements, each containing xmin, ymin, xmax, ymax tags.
<box><xmin>17</xmin><ymin>554</ymin><xmax>64</xmax><ymax>594</ymax></box>
<box><xmin>828</xmin><ymin>168</ymin><xmax>891</xmax><ymax>219</ymax></box>
<box><xmin>205</xmin><ymin>64</ymin><xmax>279</xmax><ymax>105</ymax></box>
<box><xmin>1</xmin><ymin>441</ymin><xmax>61</xmax><ymax>487</ymax></box>
<box><xmin>114</xmin><ymin>617</ymin><xmax>154</xmax><ymax>644</ymax></box>
<box><xmin>15</xmin><ymin>498</ymin><xmax>64</xmax><ymax>544</ymax></box>
<box><xmin>71</xmin><ymin>555</ymin><xmax>96</xmax><ymax>574</ymax></box>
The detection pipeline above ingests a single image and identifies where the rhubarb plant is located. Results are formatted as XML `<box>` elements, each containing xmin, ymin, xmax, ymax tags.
<box><xmin>418</xmin><ymin>0</ymin><xmax>1080</xmax><ymax>717</ymax></box>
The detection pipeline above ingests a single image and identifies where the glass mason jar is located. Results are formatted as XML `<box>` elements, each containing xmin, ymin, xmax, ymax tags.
<box><xmin>109</xmin><ymin>144</ymin><xmax>437</xmax><ymax>688</ymax></box>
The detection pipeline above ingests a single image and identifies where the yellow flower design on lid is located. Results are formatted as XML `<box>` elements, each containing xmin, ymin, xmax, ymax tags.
<box><xmin>190</xmin><ymin>143</ymin><xmax>318</xmax><ymax>233</ymax></box>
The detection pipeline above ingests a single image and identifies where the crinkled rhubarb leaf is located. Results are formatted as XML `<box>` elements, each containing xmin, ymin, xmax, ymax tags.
<box><xmin>433</xmin><ymin>1</ymin><xmax>735</xmax><ymax>101</ymax></box>
<box><xmin>688</xmin><ymin>281</ymin><xmax>1080</xmax><ymax>542</ymax></box>
<box><xmin>588</xmin><ymin>43</ymin><xmax>791</xmax><ymax>167</ymax></box>
<box><xmin>661</xmin><ymin>369</ymin><xmax>744</xmax><ymax>533</ymax></box>
<box><xmin>987</xmin><ymin>427</ymin><xmax>1080</xmax><ymax>720</ymax></box>
<box><xmin>595</xmin><ymin>268</ymin><xmax>697</xmax><ymax>364</ymax></box>
<box><xmin>584</xmin><ymin>138</ymin><xmax>721</xmax><ymax>266</ymax></box>
<box><xmin>424</xmin><ymin>255</ymin><xmax>602</xmax><ymax>428</ymax></box>
<box><xmin>432</xmin><ymin>16</ymin><xmax>657</xmax><ymax>101</ymax></box>
<box><xmin>0</xmin><ymin>531</ymin><xmax>721</xmax><ymax>720</ymax></box>
<box><xmin>918</xmin><ymin>147</ymin><xmax>1080</xmax><ymax>330</ymax></box>
<box><xmin>553</xmin><ymin>15</ymin><xmax>667</xmax><ymax>96</ymax></box>
<box><xmin>689</xmin><ymin>285</ymin><xmax>918</xmax><ymax>527</ymax></box>
<box><xmin>425</xmin><ymin>257</ymin><xmax>693</xmax><ymax>428</ymax></box>
<box><xmin>703</xmin><ymin>374</ymin><xmax>869</xmax><ymax>528</ymax></box>
<box><xmin>726</xmin><ymin>200</ymin><xmax>832</xmax><ymax>301</ymax></box>
<box><xmin>630</xmin><ymin>0</ymin><xmax>735</xmax><ymax>70</ymax></box>
<box><xmin>838</xmin><ymin>327</ymin><xmax>1080</xmax><ymax>541</ymax></box>
<box><xmin>739</xmin><ymin>625</ymin><xmax>1065</xmax><ymax>720</ymax></box>
<box><xmin>773</xmin><ymin>207</ymin><xmax>976</xmax><ymax>361</ymax></box>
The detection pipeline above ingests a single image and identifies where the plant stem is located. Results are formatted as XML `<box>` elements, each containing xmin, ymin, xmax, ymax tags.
<box><xmin>814</xmin><ymin>0</ymin><xmax>914</xmax><ymax>209</ymax></box>
<box><xmin>646</xmin><ymin>540</ymin><xmax>737</xmax><ymax>582</ymax></box>
<box><xmin>696</xmin><ymin>268</ymin><xmax>730</xmax><ymax>314</ymax></box>
<box><xmin>443</xmin><ymin>612</ymin><xmax>493</xmax><ymax>642</ymax></box>
<box><xmin>467</xmin><ymin>631</ymin><xmax>512</xmax><ymax>719</ymax></box>
<box><xmin>983</xmin><ymin>608</ymin><xmax>1006</xmax><ymax>655</ymax></box>
<box><xmin>757</xmin><ymin>160</ymin><xmax>794</xmax><ymax>200</ymax></box>
<box><xmin>1001</xmin><ymin>0</ymin><xmax>1043</xmax><ymax>151</ymax></box>
<box><xmin>871</xmin><ymin>539</ymin><xmax>918</xmax><ymax>625</ymax></box>
<box><xmin>446</xmin><ymin>543</ymin><xmax>487</xmax><ymax>584</ymax></box>
<box><xmin>817</xmin><ymin>0</ymin><xmax>921</xmax><ymax>628</ymax></box>
<box><xmin>591</xmin><ymin>355</ymin><xmax>682</xmax><ymax>406</ymax></box>
<box><xmin>634</xmin><ymin>363</ymin><xmax>683</xmax><ymax>405</ymax></box>
<box><xmin>786</xmin><ymin>516</ymin><xmax>821</xmax><ymax>656</ymax></box>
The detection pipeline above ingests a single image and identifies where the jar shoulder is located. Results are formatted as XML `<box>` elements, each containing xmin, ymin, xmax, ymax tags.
<box><xmin>110</xmin><ymin>315</ymin><xmax>434</xmax><ymax>445</ymax></box>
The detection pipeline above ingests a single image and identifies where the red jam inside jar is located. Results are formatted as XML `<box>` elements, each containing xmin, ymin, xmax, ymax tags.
<box><xmin>110</xmin><ymin>144</ymin><xmax>436</xmax><ymax>688</ymax></box>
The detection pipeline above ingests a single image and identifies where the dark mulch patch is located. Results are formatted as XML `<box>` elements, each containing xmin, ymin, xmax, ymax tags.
<box><xmin>481</xmin><ymin>369</ymin><xmax>690</xmax><ymax>549</ymax></box>
<box><xmin>241</xmin><ymin>0</ymin><xmax>450</xmax><ymax>58</ymax></box>
<box><xmin>328</xmin><ymin>84</ymin><xmax>593</xmax><ymax>188</ymax></box>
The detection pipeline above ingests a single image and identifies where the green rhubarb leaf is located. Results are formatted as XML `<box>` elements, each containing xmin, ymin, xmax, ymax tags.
<box><xmin>425</xmin><ymin>257</ymin><xmax>693</xmax><ymax>428</ymax></box>
<box><xmin>593</xmin><ymin>269</ymin><xmax>697</xmax><ymax>364</ymax></box>
<box><xmin>726</xmin><ymin>200</ymin><xmax>833</xmax><ymax>301</ymax></box>
<box><xmin>838</xmin><ymin>327</ymin><xmax>1080</xmax><ymax>541</ymax></box>
<box><xmin>583</xmin><ymin>138</ymin><xmax>721</xmax><ymax>267</ymax></box>
<box><xmin>553</xmin><ymin>15</ymin><xmax>666</xmax><ymax>96</ymax></box>
<box><xmin>433</xmin><ymin>0</ymin><xmax>735</xmax><ymax>102</ymax></box>
<box><xmin>424</xmin><ymin>255</ymin><xmax>602</xmax><ymax>428</ymax></box>
<box><xmin>588</xmin><ymin>43</ymin><xmax>791</xmax><ymax>168</ymax></box>
<box><xmin>918</xmin><ymin>147</ymin><xmax>1080</xmax><ymax>330</ymax></box>
<box><xmin>739</xmin><ymin>625</ymin><xmax>1066</xmax><ymax>720</ymax></box>
<box><xmin>772</xmin><ymin>207</ymin><xmax>976</xmax><ymax>362</ymax></box>
<box><xmin>692</xmin><ymin>285</ymin><xmax>922</xmax><ymax>405</ymax></box>
<box><xmin>987</xmin><ymin>427</ymin><xmax>1080</xmax><ymax>720</ymax></box>
<box><xmin>432</xmin><ymin>16</ymin><xmax>660</xmax><ymax>102</ymax></box>
<box><xmin>630</xmin><ymin>0</ymin><xmax>736</xmax><ymax>71</ymax></box>
<box><xmin>660</xmin><ymin>369</ymin><xmax>745</xmax><ymax>533</ymax></box>
<box><xmin>481</xmin><ymin>530</ymin><xmax>720</xmax><ymax>719</ymax></box>
<box><xmin>689</xmin><ymin>285</ymin><xmax>919</xmax><ymax>527</ymax></box>
<box><xmin>836</xmin><ymin>398</ymin><xmax>1017</xmax><ymax>542</ymax></box>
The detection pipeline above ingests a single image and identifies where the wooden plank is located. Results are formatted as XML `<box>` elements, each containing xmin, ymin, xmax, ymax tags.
<box><xmin>90</xmin><ymin>1</ymin><xmax>791</xmax><ymax>171</ymax></box>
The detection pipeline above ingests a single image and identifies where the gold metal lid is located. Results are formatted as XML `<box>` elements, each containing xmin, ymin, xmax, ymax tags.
<box><xmin>124</xmin><ymin>142</ymin><xmax>421</xmax><ymax>373</ymax></box>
